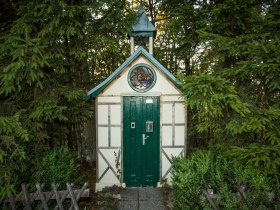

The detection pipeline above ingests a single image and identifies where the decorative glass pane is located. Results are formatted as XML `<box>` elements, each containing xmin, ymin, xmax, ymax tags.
<box><xmin>129</xmin><ymin>65</ymin><xmax>156</xmax><ymax>92</ymax></box>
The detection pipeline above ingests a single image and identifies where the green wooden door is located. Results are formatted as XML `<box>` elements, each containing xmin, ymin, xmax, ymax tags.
<box><xmin>123</xmin><ymin>96</ymin><xmax>160</xmax><ymax>187</ymax></box>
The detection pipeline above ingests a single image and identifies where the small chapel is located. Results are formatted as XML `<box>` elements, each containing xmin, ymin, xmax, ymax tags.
<box><xmin>86</xmin><ymin>5</ymin><xmax>187</xmax><ymax>191</ymax></box>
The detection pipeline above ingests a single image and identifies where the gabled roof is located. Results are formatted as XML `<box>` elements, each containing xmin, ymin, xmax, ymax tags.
<box><xmin>85</xmin><ymin>47</ymin><xmax>181</xmax><ymax>100</ymax></box>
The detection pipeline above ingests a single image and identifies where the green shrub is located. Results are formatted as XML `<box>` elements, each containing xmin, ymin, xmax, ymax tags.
<box><xmin>33</xmin><ymin>146</ymin><xmax>79</xmax><ymax>186</ymax></box>
<box><xmin>228</xmin><ymin>144</ymin><xmax>280</xmax><ymax>178</ymax></box>
<box><xmin>171</xmin><ymin>150</ymin><xmax>276</xmax><ymax>209</ymax></box>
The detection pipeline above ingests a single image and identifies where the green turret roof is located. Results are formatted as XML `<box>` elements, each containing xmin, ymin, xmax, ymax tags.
<box><xmin>131</xmin><ymin>5</ymin><xmax>157</xmax><ymax>38</ymax></box>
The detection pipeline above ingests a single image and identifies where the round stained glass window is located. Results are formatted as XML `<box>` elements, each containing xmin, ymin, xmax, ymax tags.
<box><xmin>128</xmin><ymin>64</ymin><xmax>156</xmax><ymax>92</ymax></box>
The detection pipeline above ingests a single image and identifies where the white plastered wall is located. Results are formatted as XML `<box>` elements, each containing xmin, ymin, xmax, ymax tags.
<box><xmin>95</xmin><ymin>55</ymin><xmax>186</xmax><ymax>190</ymax></box>
<box><xmin>95</xmin><ymin>96</ymin><xmax>123</xmax><ymax>190</ymax></box>
<box><xmin>161</xmin><ymin>96</ymin><xmax>186</xmax><ymax>183</ymax></box>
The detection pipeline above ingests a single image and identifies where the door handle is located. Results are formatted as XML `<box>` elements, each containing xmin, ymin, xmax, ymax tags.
<box><xmin>142</xmin><ymin>134</ymin><xmax>149</xmax><ymax>145</ymax></box>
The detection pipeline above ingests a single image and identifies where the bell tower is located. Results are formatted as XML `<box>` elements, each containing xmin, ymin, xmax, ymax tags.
<box><xmin>130</xmin><ymin>5</ymin><xmax>157</xmax><ymax>55</ymax></box>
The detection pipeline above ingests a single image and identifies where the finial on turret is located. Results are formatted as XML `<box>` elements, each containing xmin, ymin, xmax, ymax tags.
<box><xmin>129</xmin><ymin>5</ymin><xmax>157</xmax><ymax>55</ymax></box>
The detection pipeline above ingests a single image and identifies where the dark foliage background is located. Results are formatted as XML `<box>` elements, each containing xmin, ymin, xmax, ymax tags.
<box><xmin>0</xmin><ymin>0</ymin><xmax>279</xmax><ymax>204</ymax></box>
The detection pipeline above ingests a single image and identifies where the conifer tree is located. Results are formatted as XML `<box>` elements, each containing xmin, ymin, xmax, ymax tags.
<box><xmin>0</xmin><ymin>0</ymin><xmax>133</xmax><ymax>197</ymax></box>
<box><xmin>176</xmin><ymin>0</ymin><xmax>280</xmax><ymax>176</ymax></box>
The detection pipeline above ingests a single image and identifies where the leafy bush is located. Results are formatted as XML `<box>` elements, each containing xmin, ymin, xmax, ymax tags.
<box><xmin>171</xmin><ymin>150</ymin><xmax>277</xmax><ymax>209</ymax></box>
<box><xmin>33</xmin><ymin>146</ymin><xmax>79</xmax><ymax>186</ymax></box>
<box><xmin>0</xmin><ymin>113</ymin><xmax>30</xmax><ymax>198</ymax></box>
<box><xmin>1</xmin><ymin>146</ymin><xmax>82</xmax><ymax>209</ymax></box>
<box><xmin>228</xmin><ymin>144</ymin><xmax>280</xmax><ymax>178</ymax></box>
